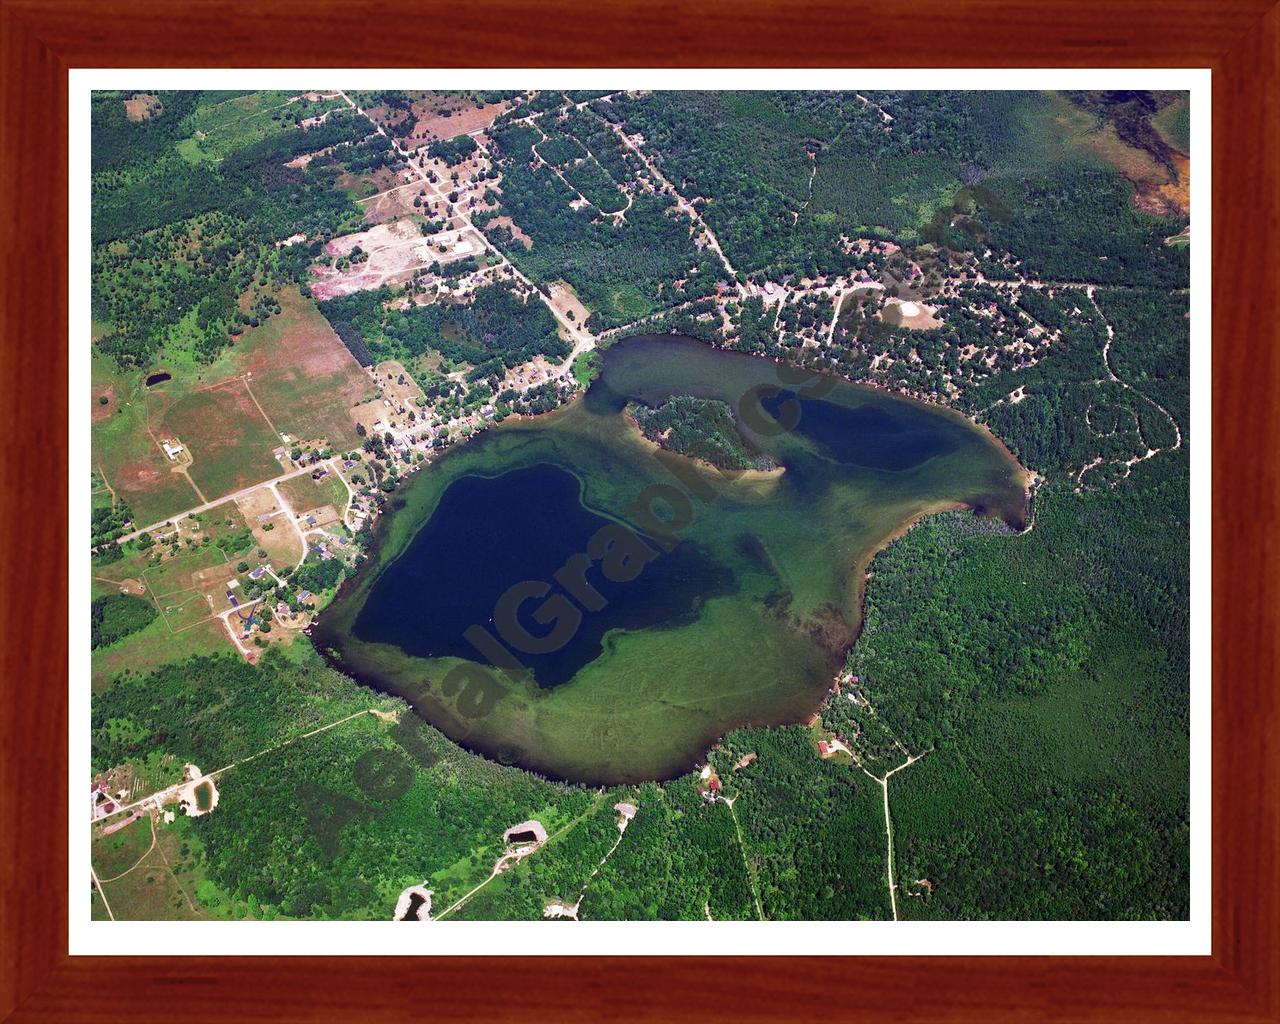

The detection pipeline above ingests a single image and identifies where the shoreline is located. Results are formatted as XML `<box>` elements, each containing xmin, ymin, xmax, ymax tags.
<box><xmin>619</xmin><ymin>407</ymin><xmax>787</xmax><ymax>483</ymax></box>
<box><xmin>310</xmin><ymin>334</ymin><xmax>1033</xmax><ymax>787</ymax></box>
<box><xmin>313</xmin><ymin>493</ymin><xmax>1025</xmax><ymax>789</ymax></box>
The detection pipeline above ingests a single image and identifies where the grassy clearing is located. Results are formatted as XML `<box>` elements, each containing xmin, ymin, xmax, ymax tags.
<box><xmin>1151</xmin><ymin>96</ymin><xmax>1191</xmax><ymax>155</ymax></box>
<box><xmin>178</xmin><ymin>91</ymin><xmax>345</xmax><ymax>165</ymax></box>
<box><xmin>222</xmin><ymin>288</ymin><xmax>372</xmax><ymax>449</ymax></box>
<box><xmin>607</xmin><ymin>283</ymin><xmax>652</xmax><ymax>321</ymax></box>
<box><xmin>278</xmin><ymin>472</ymin><xmax>348</xmax><ymax>517</ymax></box>
<box><xmin>92</xmin><ymin>353</ymin><xmax>202</xmax><ymax>525</ymax></box>
<box><xmin>141</xmin><ymin>545</ymin><xmax>227</xmax><ymax>597</ymax></box>
<box><xmin>96</xmin><ymin>816</ymin><xmax>209</xmax><ymax>920</ymax></box>
<box><xmin>160</xmin><ymin>382</ymin><xmax>282</xmax><ymax>498</ymax></box>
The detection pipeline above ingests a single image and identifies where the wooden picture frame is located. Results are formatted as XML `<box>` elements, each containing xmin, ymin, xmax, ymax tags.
<box><xmin>2</xmin><ymin>1</ymin><xmax>1275</xmax><ymax>1019</ymax></box>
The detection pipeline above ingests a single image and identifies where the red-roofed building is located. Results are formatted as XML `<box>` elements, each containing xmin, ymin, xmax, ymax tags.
<box><xmin>708</xmin><ymin>777</ymin><xmax>721</xmax><ymax>792</ymax></box>
<box><xmin>818</xmin><ymin>741</ymin><xmax>830</xmax><ymax>756</ymax></box>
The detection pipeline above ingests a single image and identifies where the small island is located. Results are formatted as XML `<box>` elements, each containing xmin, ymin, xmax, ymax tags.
<box><xmin>627</xmin><ymin>395</ymin><xmax>778</xmax><ymax>473</ymax></box>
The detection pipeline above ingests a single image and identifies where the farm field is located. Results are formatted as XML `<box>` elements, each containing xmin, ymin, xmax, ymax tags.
<box><xmin>278</xmin><ymin>472</ymin><xmax>348</xmax><ymax>518</ymax></box>
<box><xmin>213</xmin><ymin>287</ymin><xmax>372</xmax><ymax>449</ymax></box>
<box><xmin>92</xmin><ymin>356</ymin><xmax>202</xmax><ymax>525</ymax></box>
<box><xmin>159</xmin><ymin>381</ymin><xmax>283</xmax><ymax>499</ymax></box>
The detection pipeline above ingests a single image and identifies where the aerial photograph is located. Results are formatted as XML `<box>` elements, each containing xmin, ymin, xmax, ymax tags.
<box><xmin>88</xmin><ymin>87</ymin><xmax>1190</xmax><ymax>923</ymax></box>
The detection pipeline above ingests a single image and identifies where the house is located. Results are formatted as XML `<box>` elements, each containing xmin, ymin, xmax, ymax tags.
<box><xmin>161</xmin><ymin>439</ymin><xmax>184</xmax><ymax>461</ymax></box>
<box><xmin>298</xmin><ymin>591</ymin><xmax>312</xmax><ymax>602</ymax></box>
<box><xmin>708</xmin><ymin>777</ymin><xmax>721</xmax><ymax>792</ymax></box>
<box><xmin>306</xmin><ymin>515</ymin><xmax>317</xmax><ymax>527</ymax></box>
<box><xmin>818</xmin><ymin>741</ymin><xmax>830</xmax><ymax>756</ymax></box>
<box><xmin>249</xmin><ymin>567</ymin><xmax>265</xmax><ymax>580</ymax></box>
<box><xmin>614</xmin><ymin>802</ymin><xmax>638</xmax><ymax>821</ymax></box>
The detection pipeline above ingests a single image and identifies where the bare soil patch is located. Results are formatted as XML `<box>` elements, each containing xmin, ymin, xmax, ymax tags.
<box><xmin>879</xmin><ymin>298</ymin><xmax>943</xmax><ymax>330</ymax></box>
<box><xmin>360</xmin><ymin>184</ymin><xmax>434</xmax><ymax>226</ymax></box>
<box><xmin>254</xmin><ymin>517</ymin><xmax>303</xmax><ymax>567</ymax></box>
<box><xmin>124</xmin><ymin>93</ymin><xmax>163</xmax><ymax>122</ymax></box>
<box><xmin>235</xmin><ymin>486</ymin><xmax>283</xmax><ymax>523</ymax></box>
<box><xmin>548</xmin><ymin>281</ymin><xmax>590</xmax><ymax>324</ymax></box>
<box><xmin>369</xmin><ymin>359</ymin><xmax>427</xmax><ymax>419</ymax></box>
<box><xmin>405</xmin><ymin>94</ymin><xmax>510</xmax><ymax>148</ymax></box>
<box><xmin>1135</xmin><ymin>153</ymin><xmax>1190</xmax><ymax>219</ymax></box>
<box><xmin>92</xmin><ymin>386</ymin><xmax>115</xmax><ymax>422</ymax></box>
<box><xmin>313</xmin><ymin>219</ymin><xmax>484</xmax><ymax>300</ymax></box>
<box><xmin>337</xmin><ymin>166</ymin><xmax>402</xmax><ymax>200</ymax></box>
<box><xmin>486</xmin><ymin>215</ymin><xmax>532</xmax><ymax>249</ymax></box>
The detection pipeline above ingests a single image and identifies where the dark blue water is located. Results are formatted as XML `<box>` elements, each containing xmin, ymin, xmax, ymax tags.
<box><xmin>352</xmin><ymin>464</ymin><xmax>735</xmax><ymax>688</ymax></box>
<box><xmin>759</xmin><ymin>388</ymin><xmax>955</xmax><ymax>470</ymax></box>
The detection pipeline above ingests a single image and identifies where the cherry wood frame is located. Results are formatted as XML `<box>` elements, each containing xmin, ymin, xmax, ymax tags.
<box><xmin>2</xmin><ymin>1</ymin><xmax>1276</xmax><ymax>1020</ymax></box>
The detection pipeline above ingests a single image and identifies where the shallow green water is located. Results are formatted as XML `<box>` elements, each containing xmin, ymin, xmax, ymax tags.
<box><xmin>313</xmin><ymin>335</ymin><xmax>1028</xmax><ymax>783</ymax></box>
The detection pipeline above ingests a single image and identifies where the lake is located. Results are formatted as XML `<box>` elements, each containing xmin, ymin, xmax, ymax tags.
<box><xmin>312</xmin><ymin>335</ymin><xmax>1028</xmax><ymax>784</ymax></box>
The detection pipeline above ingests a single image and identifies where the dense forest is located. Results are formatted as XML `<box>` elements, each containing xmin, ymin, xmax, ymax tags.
<box><xmin>479</xmin><ymin>120</ymin><xmax>723</xmax><ymax>326</ymax></box>
<box><xmin>91</xmin><ymin>594</ymin><xmax>158</xmax><ymax>649</ymax></box>
<box><xmin>832</xmin><ymin>458</ymin><xmax>1189</xmax><ymax>918</ymax></box>
<box><xmin>318</xmin><ymin>281</ymin><xmax>570</xmax><ymax>380</ymax></box>
<box><xmin>604</xmin><ymin>90</ymin><xmax>1189</xmax><ymax>291</ymax></box>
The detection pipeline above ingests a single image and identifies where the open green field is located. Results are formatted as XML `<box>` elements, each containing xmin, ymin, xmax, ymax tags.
<box><xmin>92</xmin><ymin>353</ymin><xmax>202</xmax><ymax>525</ymax></box>
<box><xmin>1152</xmin><ymin>95</ymin><xmax>1191</xmax><ymax>154</ymax></box>
<box><xmin>141</xmin><ymin>546</ymin><xmax>227</xmax><ymax>597</ymax></box>
<box><xmin>93</xmin><ymin>286</ymin><xmax>373</xmax><ymax>526</ymax></box>
<box><xmin>178</xmin><ymin>91</ymin><xmax>346</xmax><ymax>165</ymax></box>
<box><xmin>279</xmin><ymin>472</ymin><xmax>348</xmax><ymax>517</ymax></box>
<box><xmin>160</xmin><ymin>382</ymin><xmax>283</xmax><ymax>499</ymax></box>
<box><xmin>605</xmin><ymin>283</ymin><xmax>652</xmax><ymax>321</ymax></box>
<box><xmin>155</xmin><ymin>588</ymin><xmax>219</xmax><ymax>632</ymax></box>
<box><xmin>187</xmin><ymin>501</ymin><xmax>255</xmax><ymax>550</ymax></box>
<box><xmin>94</xmin><ymin>815</ymin><xmax>212</xmax><ymax>920</ymax></box>
<box><xmin>92</xmin><ymin>613</ymin><xmax>227</xmax><ymax>693</ymax></box>
<box><xmin>222</xmin><ymin>288</ymin><xmax>372</xmax><ymax>450</ymax></box>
